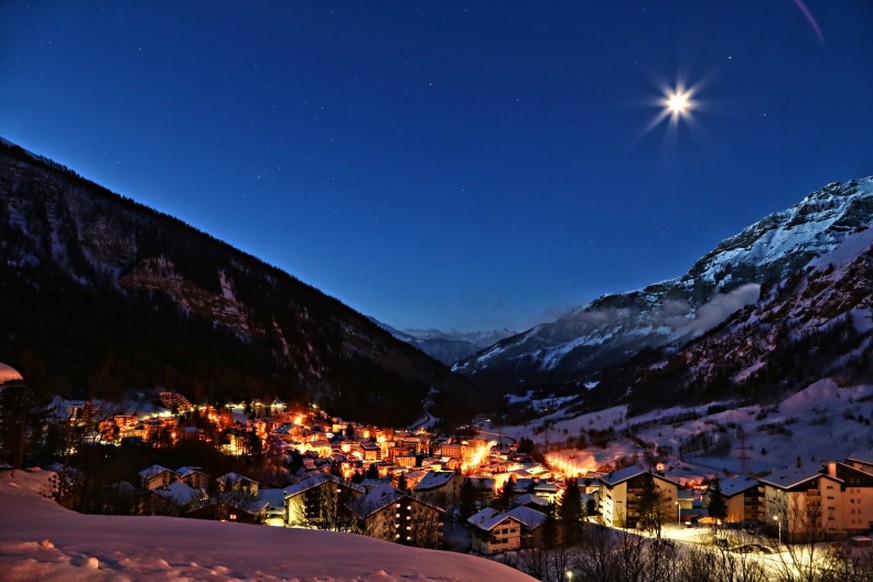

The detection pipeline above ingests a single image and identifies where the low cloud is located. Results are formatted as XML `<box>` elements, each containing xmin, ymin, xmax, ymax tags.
<box><xmin>687</xmin><ymin>283</ymin><xmax>761</xmax><ymax>334</ymax></box>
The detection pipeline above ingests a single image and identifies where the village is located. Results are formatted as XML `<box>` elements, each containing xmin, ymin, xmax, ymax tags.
<box><xmin>14</xmin><ymin>388</ymin><xmax>868</xmax><ymax>562</ymax></box>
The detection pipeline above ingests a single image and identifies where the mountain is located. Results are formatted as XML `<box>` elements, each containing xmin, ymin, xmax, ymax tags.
<box><xmin>454</xmin><ymin>177</ymin><xmax>873</xmax><ymax>397</ymax></box>
<box><xmin>0</xmin><ymin>138</ymin><xmax>475</xmax><ymax>426</ymax></box>
<box><xmin>585</xmin><ymin>227</ymin><xmax>873</xmax><ymax>416</ymax></box>
<box><xmin>371</xmin><ymin>319</ymin><xmax>515</xmax><ymax>365</ymax></box>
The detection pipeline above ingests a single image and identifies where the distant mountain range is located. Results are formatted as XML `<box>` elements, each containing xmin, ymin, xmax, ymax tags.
<box><xmin>370</xmin><ymin>320</ymin><xmax>515</xmax><ymax>365</ymax></box>
<box><xmin>455</xmin><ymin>177</ymin><xmax>873</xmax><ymax>402</ymax></box>
<box><xmin>0</xmin><ymin>138</ymin><xmax>475</xmax><ymax>426</ymax></box>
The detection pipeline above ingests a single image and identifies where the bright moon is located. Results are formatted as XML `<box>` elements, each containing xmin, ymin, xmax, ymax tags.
<box><xmin>667</xmin><ymin>90</ymin><xmax>691</xmax><ymax>114</ymax></box>
<box><xmin>662</xmin><ymin>85</ymin><xmax>695</xmax><ymax>120</ymax></box>
<box><xmin>641</xmin><ymin>79</ymin><xmax>702</xmax><ymax>139</ymax></box>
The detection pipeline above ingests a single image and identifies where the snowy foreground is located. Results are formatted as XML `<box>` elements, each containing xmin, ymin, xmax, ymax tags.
<box><xmin>0</xmin><ymin>471</ymin><xmax>533</xmax><ymax>582</ymax></box>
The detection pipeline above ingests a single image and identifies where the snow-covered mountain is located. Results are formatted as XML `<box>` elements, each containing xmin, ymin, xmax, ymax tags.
<box><xmin>371</xmin><ymin>319</ymin><xmax>515</xmax><ymax>365</ymax></box>
<box><xmin>455</xmin><ymin>177</ymin><xmax>873</xmax><ymax>395</ymax></box>
<box><xmin>585</xmin><ymin>226</ymin><xmax>873</xmax><ymax>416</ymax></box>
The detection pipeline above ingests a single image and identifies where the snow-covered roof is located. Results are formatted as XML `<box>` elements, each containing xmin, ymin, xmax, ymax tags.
<box><xmin>138</xmin><ymin>464</ymin><xmax>173</xmax><ymax>480</ymax></box>
<box><xmin>217</xmin><ymin>472</ymin><xmax>257</xmax><ymax>486</ymax></box>
<box><xmin>847</xmin><ymin>450</ymin><xmax>873</xmax><ymax>467</ymax></box>
<box><xmin>718</xmin><ymin>476</ymin><xmax>759</xmax><ymax>497</ymax></box>
<box><xmin>414</xmin><ymin>471</ymin><xmax>457</xmax><ymax>492</ymax></box>
<box><xmin>350</xmin><ymin>484</ymin><xmax>407</xmax><ymax>518</ymax></box>
<box><xmin>514</xmin><ymin>493</ymin><xmax>550</xmax><ymax>508</ymax></box>
<box><xmin>600</xmin><ymin>465</ymin><xmax>647</xmax><ymax>486</ymax></box>
<box><xmin>284</xmin><ymin>473</ymin><xmax>334</xmax><ymax>497</ymax></box>
<box><xmin>257</xmin><ymin>488</ymin><xmax>289</xmax><ymax>512</ymax></box>
<box><xmin>759</xmin><ymin>463</ymin><xmax>839</xmax><ymax>490</ymax></box>
<box><xmin>467</xmin><ymin>507</ymin><xmax>518</xmax><ymax>532</ymax></box>
<box><xmin>176</xmin><ymin>466</ymin><xmax>207</xmax><ymax>478</ymax></box>
<box><xmin>505</xmin><ymin>506</ymin><xmax>548</xmax><ymax>530</ymax></box>
<box><xmin>600</xmin><ymin>466</ymin><xmax>680</xmax><ymax>488</ymax></box>
<box><xmin>153</xmin><ymin>482</ymin><xmax>204</xmax><ymax>506</ymax></box>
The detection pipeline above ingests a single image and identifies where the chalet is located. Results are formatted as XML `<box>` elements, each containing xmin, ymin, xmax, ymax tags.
<box><xmin>598</xmin><ymin>466</ymin><xmax>679</xmax><ymax>528</ymax></box>
<box><xmin>176</xmin><ymin>466</ymin><xmax>210</xmax><ymax>491</ymax></box>
<box><xmin>514</xmin><ymin>493</ymin><xmax>551</xmax><ymax>512</ymax></box>
<box><xmin>147</xmin><ymin>481</ymin><xmax>207</xmax><ymax>515</ymax></box>
<box><xmin>350</xmin><ymin>484</ymin><xmax>444</xmax><ymax>548</ymax></box>
<box><xmin>138</xmin><ymin>464</ymin><xmax>176</xmax><ymax>491</ymax></box>
<box><xmin>217</xmin><ymin>491</ymin><xmax>269</xmax><ymax>524</ymax></box>
<box><xmin>467</xmin><ymin>507</ymin><xmax>524</xmax><ymax>554</ymax></box>
<box><xmin>506</xmin><ymin>505</ymin><xmax>549</xmax><ymax>548</ymax></box>
<box><xmin>217</xmin><ymin>472</ymin><xmax>259</xmax><ymax>496</ymax></box>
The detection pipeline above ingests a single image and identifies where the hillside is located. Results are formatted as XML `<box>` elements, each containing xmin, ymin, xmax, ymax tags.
<box><xmin>0</xmin><ymin>469</ymin><xmax>534</xmax><ymax>581</ymax></box>
<box><xmin>456</xmin><ymin>177</ymin><xmax>873</xmax><ymax>397</ymax></box>
<box><xmin>585</xmin><ymin>227</ymin><xmax>873</xmax><ymax>416</ymax></box>
<box><xmin>0</xmin><ymin>139</ymin><xmax>475</xmax><ymax>426</ymax></box>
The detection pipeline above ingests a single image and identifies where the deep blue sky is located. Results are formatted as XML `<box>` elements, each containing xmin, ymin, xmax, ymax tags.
<box><xmin>1</xmin><ymin>2</ymin><xmax>871</xmax><ymax>332</ymax></box>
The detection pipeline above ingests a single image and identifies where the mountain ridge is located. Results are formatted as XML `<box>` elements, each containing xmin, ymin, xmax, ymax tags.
<box><xmin>454</xmin><ymin>177</ymin><xmax>873</xmax><ymax>397</ymax></box>
<box><xmin>0</xmin><ymin>138</ymin><xmax>475</xmax><ymax>426</ymax></box>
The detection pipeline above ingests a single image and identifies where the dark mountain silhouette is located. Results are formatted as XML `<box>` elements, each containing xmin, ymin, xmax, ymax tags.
<box><xmin>0</xmin><ymin>138</ymin><xmax>475</xmax><ymax>427</ymax></box>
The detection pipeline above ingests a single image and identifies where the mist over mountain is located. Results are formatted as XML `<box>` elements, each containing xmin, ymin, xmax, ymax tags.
<box><xmin>581</xmin><ymin>227</ymin><xmax>873</xmax><ymax>417</ymax></box>
<box><xmin>455</xmin><ymin>177</ymin><xmax>873</xmax><ymax>400</ymax></box>
<box><xmin>0</xmin><ymin>138</ymin><xmax>475</xmax><ymax>426</ymax></box>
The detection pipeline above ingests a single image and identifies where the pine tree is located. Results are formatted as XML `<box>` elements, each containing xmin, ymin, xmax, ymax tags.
<box><xmin>0</xmin><ymin>379</ymin><xmax>54</xmax><ymax>469</ymax></box>
<box><xmin>557</xmin><ymin>478</ymin><xmax>584</xmax><ymax>544</ymax></box>
<box><xmin>459</xmin><ymin>478</ymin><xmax>477</xmax><ymax>519</ymax></box>
<box><xmin>707</xmin><ymin>479</ymin><xmax>728</xmax><ymax>523</ymax></box>
<box><xmin>496</xmin><ymin>477</ymin><xmax>515</xmax><ymax>510</ymax></box>
<box><xmin>637</xmin><ymin>473</ymin><xmax>664</xmax><ymax>538</ymax></box>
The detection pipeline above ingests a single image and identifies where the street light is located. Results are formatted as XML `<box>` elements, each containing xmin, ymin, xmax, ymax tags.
<box><xmin>565</xmin><ymin>571</ymin><xmax>573</xmax><ymax>581</ymax></box>
<box><xmin>676</xmin><ymin>500</ymin><xmax>681</xmax><ymax>524</ymax></box>
<box><xmin>772</xmin><ymin>514</ymin><xmax>782</xmax><ymax>546</ymax></box>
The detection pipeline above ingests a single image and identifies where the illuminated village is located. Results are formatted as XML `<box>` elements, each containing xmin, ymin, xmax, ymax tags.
<box><xmin>23</xmin><ymin>387</ymin><xmax>873</xmax><ymax>562</ymax></box>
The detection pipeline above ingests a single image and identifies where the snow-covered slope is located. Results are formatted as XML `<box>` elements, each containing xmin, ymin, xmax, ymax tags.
<box><xmin>0</xmin><ymin>469</ymin><xmax>534</xmax><ymax>582</ymax></box>
<box><xmin>455</xmin><ymin>178</ymin><xmax>873</xmax><ymax>394</ymax></box>
<box><xmin>585</xmin><ymin>226</ymin><xmax>873</xmax><ymax>415</ymax></box>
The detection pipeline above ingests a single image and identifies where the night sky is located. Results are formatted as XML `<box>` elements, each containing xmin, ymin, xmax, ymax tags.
<box><xmin>1</xmin><ymin>2</ymin><xmax>871</xmax><ymax>333</ymax></box>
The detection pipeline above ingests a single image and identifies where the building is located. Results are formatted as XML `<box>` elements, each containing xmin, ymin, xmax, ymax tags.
<box><xmin>822</xmin><ymin>460</ymin><xmax>873</xmax><ymax>535</ymax></box>
<box><xmin>467</xmin><ymin>507</ymin><xmax>524</xmax><ymax>554</ymax></box>
<box><xmin>760</xmin><ymin>463</ymin><xmax>843</xmax><ymax>542</ymax></box>
<box><xmin>283</xmin><ymin>473</ymin><xmax>364</xmax><ymax>528</ymax></box>
<box><xmin>413</xmin><ymin>471</ymin><xmax>465</xmax><ymax>508</ymax></box>
<box><xmin>138</xmin><ymin>465</ymin><xmax>176</xmax><ymax>491</ymax></box>
<box><xmin>598</xmin><ymin>466</ymin><xmax>679</xmax><ymax>529</ymax></box>
<box><xmin>176</xmin><ymin>466</ymin><xmax>210</xmax><ymax>491</ymax></box>
<box><xmin>713</xmin><ymin>476</ymin><xmax>762</xmax><ymax>523</ymax></box>
<box><xmin>350</xmin><ymin>484</ymin><xmax>443</xmax><ymax>548</ymax></box>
